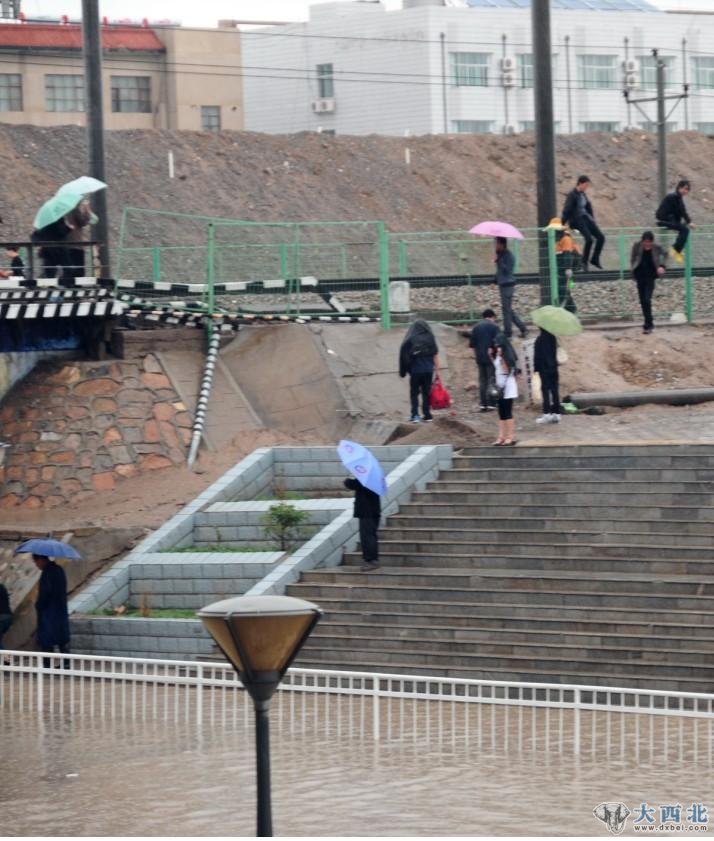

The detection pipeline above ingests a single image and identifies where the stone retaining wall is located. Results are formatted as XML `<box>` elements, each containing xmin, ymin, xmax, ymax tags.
<box><xmin>0</xmin><ymin>355</ymin><xmax>192</xmax><ymax>508</ymax></box>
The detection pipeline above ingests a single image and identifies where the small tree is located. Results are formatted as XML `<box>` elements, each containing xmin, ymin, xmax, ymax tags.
<box><xmin>261</xmin><ymin>502</ymin><xmax>310</xmax><ymax>551</ymax></box>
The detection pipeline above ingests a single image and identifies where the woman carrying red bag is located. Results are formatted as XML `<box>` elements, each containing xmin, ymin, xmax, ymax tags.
<box><xmin>398</xmin><ymin>319</ymin><xmax>440</xmax><ymax>423</ymax></box>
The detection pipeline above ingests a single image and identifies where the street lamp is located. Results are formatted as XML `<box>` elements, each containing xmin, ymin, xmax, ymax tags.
<box><xmin>197</xmin><ymin>595</ymin><xmax>322</xmax><ymax>837</ymax></box>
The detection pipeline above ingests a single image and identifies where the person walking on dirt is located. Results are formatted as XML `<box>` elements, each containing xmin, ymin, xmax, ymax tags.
<box><xmin>631</xmin><ymin>231</ymin><xmax>667</xmax><ymax>334</ymax></box>
<box><xmin>344</xmin><ymin>477</ymin><xmax>381</xmax><ymax>572</ymax></box>
<box><xmin>561</xmin><ymin>175</ymin><xmax>605</xmax><ymax>271</ymax></box>
<box><xmin>656</xmin><ymin>180</ymin><xmax>693</xmax><ymax>265</ymax></box>
<box><xmin>493</xmin><ymin>238</ymin><xmax>527</xmax><ymax>340</ymax></box>
<box><xmin>33</xmin><ymin>554</ymin><xmax>70</xmax><ymax>667</ymax></box>
<box><xmin>534</xmin><ymin>328</ymin><xmax>561</xmax><ymax>424</ymax></box>
<box><xmin>469</xmin><ymin>308</ymin><xmax>499</xmax><ymax>411</ymax></box>
<box><xmin>399</xmin><ymin>319</ymin><xmax>440</xmax><ymax>423</ymax></box>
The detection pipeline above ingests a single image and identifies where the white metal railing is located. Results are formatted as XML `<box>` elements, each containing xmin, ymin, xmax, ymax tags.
<box><xmin>2</xmin><ymin>651</ymin><xmax>713</xmax><ymax>755</ymax></box>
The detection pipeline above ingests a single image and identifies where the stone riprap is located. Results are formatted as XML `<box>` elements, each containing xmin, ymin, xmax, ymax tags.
<box><xmin>69</xmin><ymin>444</ymin><xmax>452</xmax><ymax>660</ymax></box>
<box><xmin>0</xmin><ymin>355</ymin><xmax>191</xmax><ymax>509</ymax></box>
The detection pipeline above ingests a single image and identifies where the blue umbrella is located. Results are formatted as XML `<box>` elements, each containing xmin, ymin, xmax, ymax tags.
<box><xmin>15</xmin><ymin>538</ymin><xmax>81</xmax><ymax>559</ymax></box>
<box><xmin>337</xmin><ymin>439</ymin><xmax>387</xmax><ymax>496</ymax></box>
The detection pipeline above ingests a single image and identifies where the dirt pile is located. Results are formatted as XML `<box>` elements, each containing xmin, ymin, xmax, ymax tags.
<box><xmin>1</xmin><ymin>126</ymin><xmax>713</xmax><ymax>240</ymax></box>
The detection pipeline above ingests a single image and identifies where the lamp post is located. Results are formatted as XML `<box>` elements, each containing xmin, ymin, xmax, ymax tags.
<box><xmin>198</xmin><ymin>595</ymin><xmax>323</xmax><ymax>837</ymax></box>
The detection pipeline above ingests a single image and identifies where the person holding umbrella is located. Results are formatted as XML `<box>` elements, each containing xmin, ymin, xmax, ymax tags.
<box><xmin>337</xmin><ymin>440</ymin><xmax>386</xmax><ymax>572</ymax></box>
<box><xmin>33</xmin><ymin>554</ymin><xmax>70</xmax><ymax>666</ymax></box>
<box><xmin>16</xmin><ymin>538</ymin><xmax>80</xmax><ymax>667</ymax></box>
<box><xmin>493</xmin><ymin>238</ymin><xmax>528</xmax><ymax>340</ymax></box>
<box><xmin>534</xmin><ymin>328</ymin><xmax>561</xmax><ymax>424</ymax></box>
<box><xmin>530</xmin><ymin>305</ymin><xmax>583</xmax><ymax>422</ymax></box>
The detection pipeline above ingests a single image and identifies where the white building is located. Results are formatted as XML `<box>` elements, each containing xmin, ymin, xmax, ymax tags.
<box><xmin>240</xmin><ymin>0</ymin><xmax>714</xmax><ymax>136</ymax></box>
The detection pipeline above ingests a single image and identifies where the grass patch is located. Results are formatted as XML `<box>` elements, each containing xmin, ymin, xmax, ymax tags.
<box><xmin>89</xmin><ymin>607</ymin><xmax>197</xmax><ymax>619</ymax></box>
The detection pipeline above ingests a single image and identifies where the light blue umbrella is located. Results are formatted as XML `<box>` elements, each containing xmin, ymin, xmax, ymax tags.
<box><xmin>337</xmin><ymin>439</ymin><xmax>387</xmax><ymax>496</ymax></box>
<box><xmin>57</xmin><ymin>176</ymin><xmax>107</xmax><ymax>197</ymax></box>
<box><xmin>15</xmin><ymin>538</ymin><xmax>81</xmax><ymax>559</ymax></box>
<box><xmin>33</xmin><ymin>192</ymin><xmax>84</xmax><ymax>230</ymax></box>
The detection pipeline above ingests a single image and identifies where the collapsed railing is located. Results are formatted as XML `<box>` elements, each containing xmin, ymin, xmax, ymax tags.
<box><xmin>2</xmin><ymin>651</ymin><xmax>712</xmax><ymax>755</ymax></box>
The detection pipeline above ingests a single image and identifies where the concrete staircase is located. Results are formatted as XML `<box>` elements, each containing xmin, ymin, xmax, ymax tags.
<box><xmin>287</xmin><ymin>444</ymin><xmax>714</xmax><ymax>692</ymax></box>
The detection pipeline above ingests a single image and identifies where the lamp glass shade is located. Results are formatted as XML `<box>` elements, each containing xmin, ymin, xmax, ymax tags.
<box><xmin>198</xmin><ymin>595</ymin><xmax>322</xmax><ymax>677</ymax></box>
<box><xmin>230</xmin><ymin>613</ymin><xmax>316</xmax><ymax>674</ymax></box>
<box><xmin>200</xmin><ymin>615</ymin><xmax>245</xmax><ymax>671</ymax></box>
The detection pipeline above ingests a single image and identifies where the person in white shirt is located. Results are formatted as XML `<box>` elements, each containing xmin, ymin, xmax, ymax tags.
<box><xmin>491</xmin><ymin>336</ymin><xmax>519</xmax><ymax>446</ymax></box>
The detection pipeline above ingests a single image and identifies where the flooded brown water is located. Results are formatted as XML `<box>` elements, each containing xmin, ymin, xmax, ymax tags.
<box><xmin>2</xmin><ymin>697</ymin><xmax>713</xmax><ymax>837</ymax></box>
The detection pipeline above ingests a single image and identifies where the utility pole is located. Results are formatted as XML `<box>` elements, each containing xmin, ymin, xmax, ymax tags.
<box><xmin>532</xmin><ymin>0</ymin><xmax>557</xmax><ymax>304</ymax></box>
<box><xmin>624</xmin><ymin>48</ymin><xmax>688</xmax><ymax>203</ymax></box>
<box><xmin>656</xmin><ymin>55</ymin><xmax>667</xmax><ymax>201</ymax></box>
<box><xmin>82</xmin><ymin>0</ymin><xmax>111</xmax><ymax>278</ymax></box>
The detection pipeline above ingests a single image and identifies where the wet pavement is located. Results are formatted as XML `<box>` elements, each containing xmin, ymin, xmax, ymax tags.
<box><xmin>2</xmin><ymin>702</ymin><xmax>712</xmax><ymax>837</ymax></box>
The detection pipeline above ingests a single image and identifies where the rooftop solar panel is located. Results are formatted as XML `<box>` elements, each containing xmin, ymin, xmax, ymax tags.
<box><xmin>466</xmin><ymin>0</ymin><xmax>660</xmax><ymax>9</ymax></box>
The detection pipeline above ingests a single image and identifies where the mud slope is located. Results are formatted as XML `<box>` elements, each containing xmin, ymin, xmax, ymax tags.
<box><xmin>1</xmin><ymin>126</ymin><xmax>712</xmax><ymax>241</ymax></box>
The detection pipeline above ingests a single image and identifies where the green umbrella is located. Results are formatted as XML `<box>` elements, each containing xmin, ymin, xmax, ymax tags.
<box><xmin>33</xmin><ymin>192</ymin><xmax>84</xmax><ymax>230</ymax></box>
<box><xmin>530</xmin><ymin>305</ymin><xmax>583</xmax><ymax>337</ymax></box>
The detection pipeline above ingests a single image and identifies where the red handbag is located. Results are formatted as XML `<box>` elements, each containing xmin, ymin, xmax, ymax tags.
<box><xmin>430</xmin><ymin>375</ymin><xmax>452</xmax><ymax>410</ymax></box>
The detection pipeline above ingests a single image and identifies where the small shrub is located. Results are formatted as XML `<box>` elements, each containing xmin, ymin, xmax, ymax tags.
<box><xmin>261</xmin><ymin>502</ymin><xmax>310</xmax><ymax>551</ymax></box>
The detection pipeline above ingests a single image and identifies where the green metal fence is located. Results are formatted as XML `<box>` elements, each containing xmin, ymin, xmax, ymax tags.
<box><xmin>114</xmin><ymin>206</ymin><xmax>714</xmax><ymax>329</ymax></box>
<box><xmin>206</xmin><ymin>219</ymin><xmax>391</xmax><ymax>327</ymax></box>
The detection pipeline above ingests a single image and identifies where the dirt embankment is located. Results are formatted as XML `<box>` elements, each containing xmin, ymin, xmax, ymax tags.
<box><xmin>1</xmin><ymin>126</ymin><xmax>713</xmax><ymax>242</ymax></box>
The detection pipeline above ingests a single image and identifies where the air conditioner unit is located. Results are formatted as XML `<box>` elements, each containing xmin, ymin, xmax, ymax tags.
<box><xmin>622</xmin><ymin>58</ymin><xmax>637</xmax><ymax>73</ymax></box>
<box><xmin>625</xmin><ymin>73</ymin><xmax>638</xmax><ymax>90</ymax></box>
<box><xmin>500</xmin><ymin>56</ymin><xmax>516</xmax><ymax>72</ymax></box>
<box><xmin>311</xmin><ymin>98</ymin><xmax>335</xmax><ymax>114</ymax></box>
<box><xmin>502</xmin><ymin>71</ymin><xmax>516</xmax><ymax>88</ymax></box>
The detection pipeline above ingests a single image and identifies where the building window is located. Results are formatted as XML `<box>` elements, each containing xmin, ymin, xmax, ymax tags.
<box><xmin>577</xmin><ymin>55</ymin><xmax>618</xmax><ymax>89</ymax></box>
<box><xmin>0</xmin><ymin>73</ymin><xmax>21</xmax><ymax>111</ymax></box>
<box><xmin>45</xmin><ymin>74</ymin><xmax>84</xmax><ymax>112</ymax></box>
<box><xmin>515</xmin><ymin>54</ymin><xmax>557</xmax><ymax>89</ymax></box>
<box><xmin>519</xmin><ymin>120</ymin><xmax>561</xmax><ymax>133</ymax></box>
<box><xmin>638</xmin><ymin>121</ymin><xmax>677</xmax><ymax>133</ymax></box>
<box><xmin>638</xmin><ymin>55</ymin><xmax>675</xmax><ymax>90</ymax></box>
<box><xmin>517</xmin><ymin>54</ymin><xmax>533</xmax><ymax>88</ymax></box>
<box><xmin>580</xmin><ymin>121</ymin><xmax>620</xmax><ymax>133</ymax></box>
<box><xmin>110</xmin><ymin>76</ymin><xmax>151</xmax><ymax>113</ymax></box>
<box><xmin>451</xmin><ymin>53</ymin><xmax>490</xmax><ymax>87</ymax></box>
<box><xmin>695</xmin><ymin>122</ymin><xmax>714</xmax><ymax>134</ymax></box>
<box><xmin>201</xmin><ymin>106</ymin><xmax>221</xmax><ymax>131</ymax></box>
<box><xmin>693</xmin><ymin>57</ymin><xmax>714</xmax><ymax>89</ymax></box>
<box><xmin>452</xmin><ymin>120</ymin><xmax>494</xmax><ymax>134</ymax></box>
<box><xmin>316</xmin><ymin>63</ymin><xmax>334</xmax><ymax>99</ymax></box>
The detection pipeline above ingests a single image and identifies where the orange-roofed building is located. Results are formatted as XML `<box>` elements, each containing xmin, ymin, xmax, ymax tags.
<box><xmin>0</xmin><ymin>19</ymin><xmax>244</xmax><ymax>131</ymax></box>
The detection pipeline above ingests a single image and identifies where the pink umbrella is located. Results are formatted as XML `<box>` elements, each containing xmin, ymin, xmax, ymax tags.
<box><xmin>469</xmin><ymin>221</ymin><xmax>524</xmax><ymax>240</ymax></box>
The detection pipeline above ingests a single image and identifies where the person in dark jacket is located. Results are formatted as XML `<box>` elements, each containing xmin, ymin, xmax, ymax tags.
<box><xmin>561</xmin><ymin>175</ymin><xmax>605</xmax><ymax>271</ymax></box>
<box><xmin>656</xmin><ymin>180</ymin><xmax>693</xmax><ymax>265</ymax></box>
<box><xmin>631</xmin><ymin>231</ymin><xmax>667</xmax><ymax>334</ymax></box>
<box><xmin>0</xmin><ymin>582</ymin><xmax>12</xmax><ymax>660</ymax></box>
<box><xmin>0</xmin><ymin>245</ymin><xmax>24</xmax><ymax>279</ymax></box>
<box><xmin>469</xmin><ymin>308</ymin><xmax>499</xmax><ymax>411</ymax></box>
<box><xmin>344</xmin><ymin>478</ymin><xmax>381</xmax><ymax>571</ymax></box>
<box><xmin>31</xmin><ymin>218</ymin><xmax>73</xmax><ymax>284</ymax></box>
<box><xmin>534</xmin><ymin>329</ymin><xmax>560</xmax><ymax>424</ymax></box>
<box><xmin>493</xmin><ymin>237</ymin><xmax>527</xmax><ymax>339</ymax></box>
<box><xmin>33</xmin><ymin>554</ymin><xmax>70</xmax><ymax>667</ymax></box>
<box><xmin>399</xmin><ymin>319</ymin><xmax>440</xmax><ymax>423</ymax></box>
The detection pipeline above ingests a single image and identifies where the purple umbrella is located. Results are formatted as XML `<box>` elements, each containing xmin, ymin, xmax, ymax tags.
<box><xmin>469</xmin><ymin>221</ymin><xmax>525</xmax><ymax>240</ymax></box>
